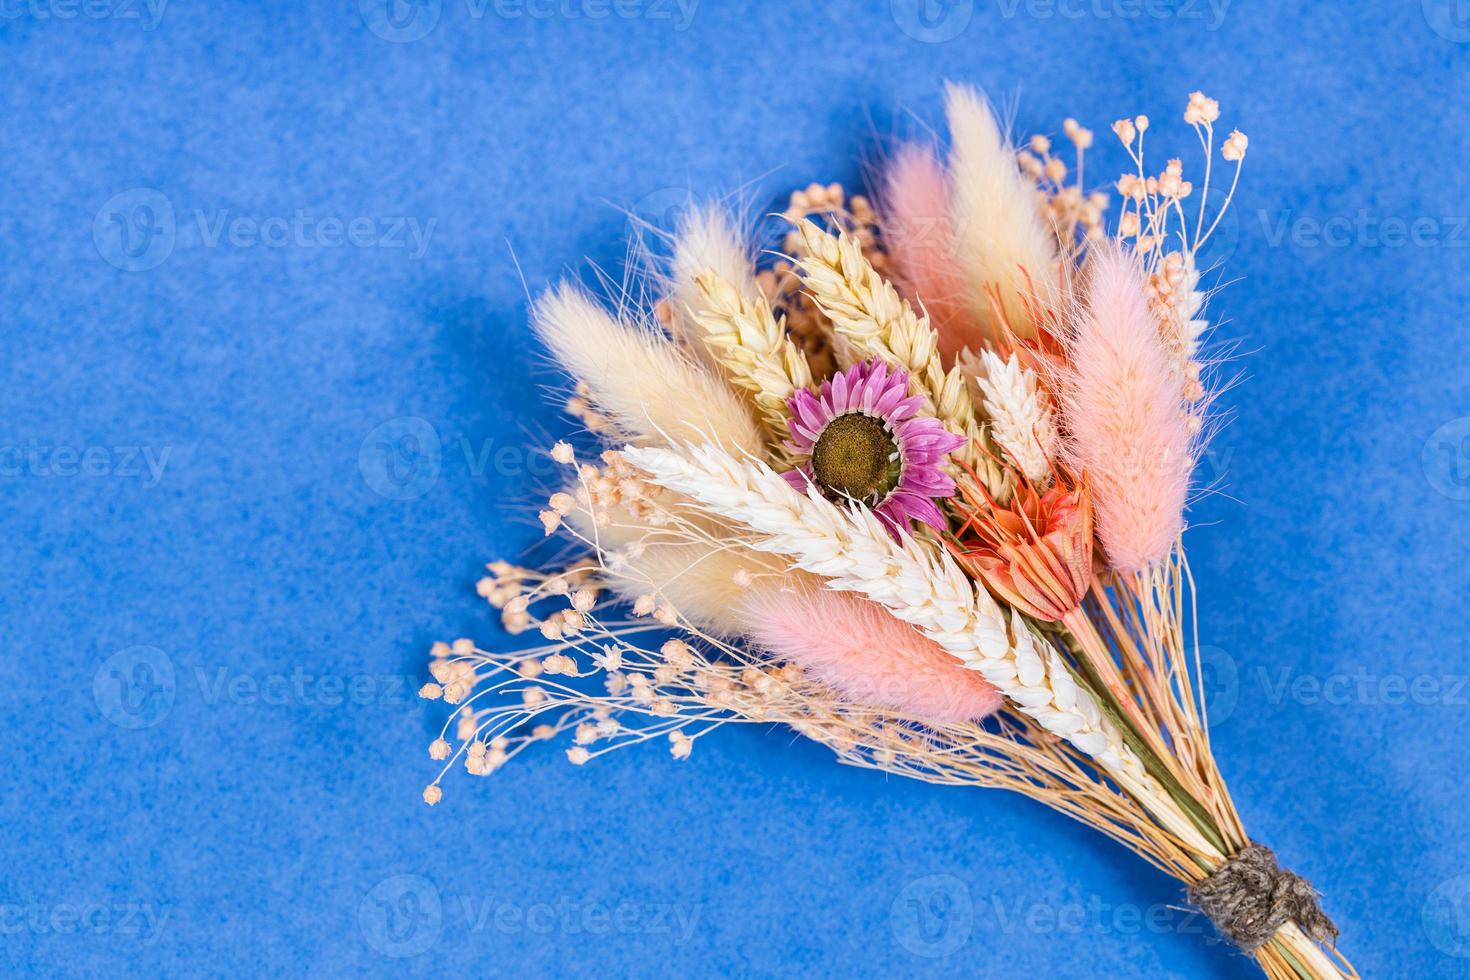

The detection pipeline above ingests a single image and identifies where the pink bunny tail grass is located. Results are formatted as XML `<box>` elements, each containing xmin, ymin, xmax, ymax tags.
<box><xmin>739</xmin><ymin>586</ymin><xmax>1003</xmax><ymax>725</ymax></box>
<box><xmin>1058</xmin><ymin>246</ymin><xmax>1192</xmax><ymax>573</ymax></box>
<box><xmin>880</xmin><ymin>144</ymin><xmax>991</xmax><ymax>361</ymax></box>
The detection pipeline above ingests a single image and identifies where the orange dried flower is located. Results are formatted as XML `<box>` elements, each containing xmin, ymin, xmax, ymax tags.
<box><xmin>950</xmin><ymin>471</ymin><xmax>1094</xmax><ymax>622</ymax></box>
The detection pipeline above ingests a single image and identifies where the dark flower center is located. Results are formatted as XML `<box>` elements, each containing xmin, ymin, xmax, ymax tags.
<box><xmin>811</xmin><ymin>412</ymin><xmax>900</xmax><ymax>501</ymax></box>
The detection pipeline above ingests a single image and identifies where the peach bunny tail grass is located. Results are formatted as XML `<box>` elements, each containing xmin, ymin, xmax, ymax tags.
<box><xmin>1058</xmin><ymin>245</ymin><xmax>1191</xmax><ymax>573</ymax></box>
<box><xmin>880</xmin><ymin>143</ymin><xmax>988</xmax><ymax>362</ymax></box>
<box><xmin>739</xmin><ymin>586</ymin><xmax>1003</xmax><ymax>725</ymax></box>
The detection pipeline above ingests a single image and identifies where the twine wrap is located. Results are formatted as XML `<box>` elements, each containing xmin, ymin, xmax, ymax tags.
<box><xmin>1188</xmin><ymin>842</ymin><xmax>1338</xmax><ymax>953</ymax></box>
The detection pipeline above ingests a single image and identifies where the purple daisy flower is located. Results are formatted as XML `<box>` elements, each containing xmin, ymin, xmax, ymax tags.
<box><xmin>783</xmin><ymin>359</ymin><xmax>966</xmax><ymax>537</ymax></box>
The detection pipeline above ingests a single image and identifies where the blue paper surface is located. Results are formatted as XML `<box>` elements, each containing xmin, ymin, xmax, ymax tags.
<box><xmin>3</xmin><ymin>1</ymin><xmax>1469</xmax><ymax>976</ymax></box>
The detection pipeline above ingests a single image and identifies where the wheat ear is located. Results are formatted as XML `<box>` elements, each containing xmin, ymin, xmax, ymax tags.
<box><xmin>793</xmin><ymin>219</ymin><xmax>1011</xmax><ymax>499</ymax></box>
<box><xmin>688</xmin><ymin>268</ymin><xmax>812</xmax><ymax>462</ymax></box>
<box><xmin>623</xmin><ymin>444</ymin><xmax>1125</xmax><ymax>758</ymax></box>
<box><xmin>962</xmin><ymin>348</ymin><xmax>1057</xmax><ymax>485</ymax></box>
<box><xmin>625</xmin><ymin>440</ymin><xmax>1219</xmax><ymax>855</ymax></box>
<box><xmin>668</xmin><ymin>204</ymin><xmax>760</xmax><ymax>375</ymax></box>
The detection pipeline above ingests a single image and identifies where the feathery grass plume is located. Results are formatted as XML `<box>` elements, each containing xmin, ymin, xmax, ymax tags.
<box><xmin>741</xmin><ymin>586</ymin><xmax>1003</xmax><ymax>724</ymax></box>
<box><xmin>688</xmin><ymin>269</ymin><xmax>812</xmax><ymax>460</ymax></box>
<box><xmin>533</xmin><ymin>283</ymin><xmax>764</xmax><ymax>457</ymax></box>
<box><xmin>554</xmin><ymin>446</ymin><xmax>815</xmax><ymax>635</ymax></box>
<box><xmin>1056</xmin><ymin>245</ymin><xmax>1191</xmax><ymax>572</ymax></box>
<box><xmin>793</xmin><ymin>218</ymin><xmax>1011</xmax><ymax>500</ymax></box>
<box><xmin>621</xmin><ymin>441</ymin><xmax>1183</xmax><ymax>803</ymax></box>
<box><xmin>880</xmin><ymin>144</ymin><xmax>989</xmax><ymax>361</ymax></box>
<box><xmin>946</xmin><ymin>83</ymin><xmax>1060</xmax><ymax>342</ymax></box>
<box><xmin>667</xmin><ymin>204</ymin><xmax>760</xmax><ymax>373</ymax></box>
<box><xmin>965</xmin><ymin>349</ymin><xmax>1057</xmax><ymax>484</ymax></box>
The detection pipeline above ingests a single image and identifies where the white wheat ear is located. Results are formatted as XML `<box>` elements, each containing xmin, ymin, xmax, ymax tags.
<box><xmin>946</xmin><ymin>83</ymin><xmax>1059</xmax><ymax>341</ymax></box>
<box><xmin>962</xmin><ymin>348</ymin><xmax>1057</xmax><ymax>484</ymax></box>
<box><xmin>623</xmin><ymin>440</ymin><xmax>1217</xmax><ymax>855</ymax></box>
<box><xmin>622</xmin><ymin>443</ymin><xmax>1123</xmax><ymax>762</ymax></box>
<box><xmin>533</xmin><ymin>283</ymin><xmax>764</xmax><ymax>456</ymax></box>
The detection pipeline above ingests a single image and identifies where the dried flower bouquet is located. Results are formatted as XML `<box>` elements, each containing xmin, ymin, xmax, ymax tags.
<box><xmin>417</xmin><ymin>86</ymin><xmax>1354</xmax><ymax>978</ymax></box>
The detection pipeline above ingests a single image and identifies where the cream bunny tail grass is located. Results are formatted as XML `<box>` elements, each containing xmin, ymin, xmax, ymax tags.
<box><xmin>556</xmin><ymin>446</ymin><xmax>811</xmax><ymax>635</ymax></box>
<box><xmin>945</xmin><ymin>83</ymin><xmax>1059</xmax><ymax>341</ymax></box>
<box><xmin>605</xmin><ymin>540</ymin><xmax>805</xmax><ymax>638</ymax></box>
<box><xmin>532</xmin><ymin>283</ymin><xmax>764</xmax><ymax>456</ymax></box>
<box><xmin>668</xmin><ymin>204</ymin><xmax>760</xmax><ymax>372</ymax></box>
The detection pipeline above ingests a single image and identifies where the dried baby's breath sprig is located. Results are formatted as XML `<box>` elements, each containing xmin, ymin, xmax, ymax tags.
<box><xmin>423</xmin><ymin>591</ymin><xmax>1199</xmax><ymax>873</ymax></box>
<box><xmin>687</xmin><ymin>268</ymin><xmax>812</xmax><ymax>462</ymax></box>
<box><xmin>793</xmin><ymin>218</ymin><xmax>1011</xmax><ymax>500</ymax></box>
<box><xmin>1111</xmin><ymin>91</ymin><xmax>1247</xmax><ymax>394</ymax></box>
<box><xmin>1020</xmin><ymin>119</ymin><xmax>1110</xmax><ymax>262</ymax></box>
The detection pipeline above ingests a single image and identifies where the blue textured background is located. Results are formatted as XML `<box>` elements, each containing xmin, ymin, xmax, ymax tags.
<box><xmin>4</xmin><ymin>1</ymin><xmax>1469</xmax><ymax>976</ymax></box>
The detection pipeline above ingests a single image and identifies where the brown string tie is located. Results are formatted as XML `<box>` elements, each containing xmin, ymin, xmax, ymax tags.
<box><xmin>1187</xmin><ymin>842</ymin><xmax>1339</xmax><ymax>953</ymax></box>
